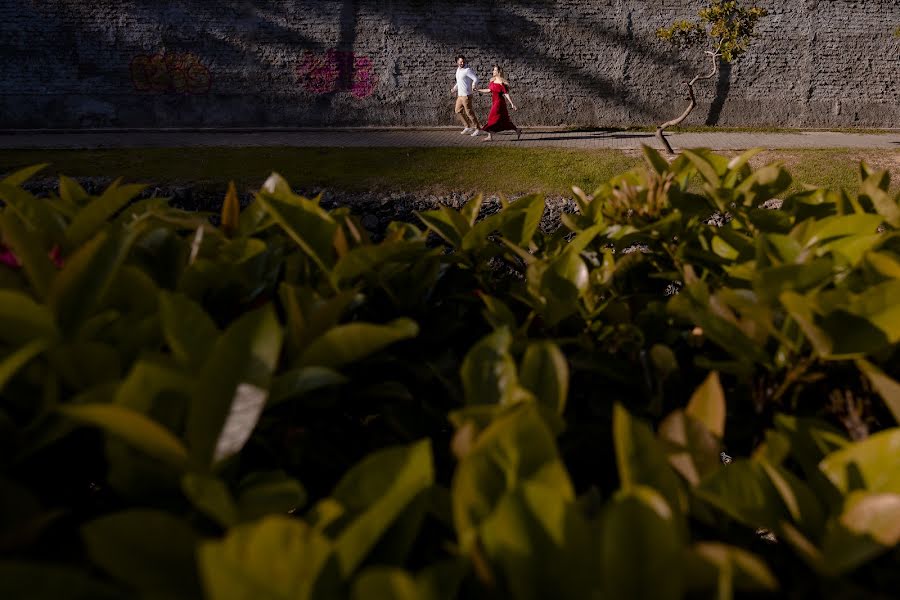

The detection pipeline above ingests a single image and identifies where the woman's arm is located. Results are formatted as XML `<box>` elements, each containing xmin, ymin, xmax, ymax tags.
<box><xmin>476</xmin><ymin>88</ymin><xmax>491</xmax><ymax>94</ymax></box>
<box><xmin>503</xmin><ymin>93</ymin><xmax>517</xmax><ymax>110</ymax></box>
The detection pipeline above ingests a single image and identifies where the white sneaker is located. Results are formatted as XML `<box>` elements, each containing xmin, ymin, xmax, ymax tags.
<box><xmin>461</xmin><ymin>127</ymin><xmax>473</xmax><ymax>134</ymax></box>
<box><xmin>470</xmin><ymin>129</ymin><xmax>483</xmax><ymax>137</ymax></box>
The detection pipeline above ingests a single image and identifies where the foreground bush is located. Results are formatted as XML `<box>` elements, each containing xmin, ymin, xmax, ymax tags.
<box><xmin>1</xmin><ymin>149</ymin><xmax>899</xmax><ymax>599</ymax></box>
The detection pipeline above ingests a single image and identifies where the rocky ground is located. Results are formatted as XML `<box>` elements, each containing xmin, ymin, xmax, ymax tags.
<box><xmin>23</xmin><ymin>177</ymin><xmax>580</xmax><ymax>236</ymax></box>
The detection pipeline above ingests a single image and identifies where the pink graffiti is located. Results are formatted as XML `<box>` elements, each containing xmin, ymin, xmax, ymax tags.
<box><xmin>130</xmin><ymin>52</ymin><xmax>212</xmax><ymax>95</ymax></box>
<box><xmin>298</xmin><ymin>49</ymin><xmax>378</xmax><ymax>99</ymax></box>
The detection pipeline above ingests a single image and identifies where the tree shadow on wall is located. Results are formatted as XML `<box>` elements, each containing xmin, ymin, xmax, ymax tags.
<box><xmin>38</xmin><ymin>0</ymin><xmax>728</xmax><ymax>125</ymax></box>
<box><xmin>377</xmin><ymin>0</ymin><xmax>705</xmax><ymax>121</ymax></box>
<box><xmin>706</xmin><ymin>61</ymin><xmax>732</xmax><ymax>126</ymax></box>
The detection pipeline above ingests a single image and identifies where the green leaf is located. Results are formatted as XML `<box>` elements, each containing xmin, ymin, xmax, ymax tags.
<box><xmin>685</xmin><ymin>543</ymin><xmax>778</xmax><ymax>596</ymax></box>
<box><xmin>452</xmin><ymin>405</ymin><xmax>573</xmax><ymax>552</ymax></box>
<box><xmin>685</xmin><ymin>372</ymin><xmax>725</xmax><ymax>438</ymax></box>
<box><xmin>498</xmin><ymin>194</ymin><xmax>545</xmax><ymax>247</ymax></box>
<box><xmin>682</xmin><ymin>150</ymin><xmax>722</xmax><ymax>188</ymax></box>
<box><xmin>352</xmin><ymin>565</ymin><xmax>465</xmax><ymax>600</ymax></box>
<box><xmin>643</xmin><ymin>145</ymin><xmax>671</xmax><ymax>176</ymax></box>
<box><xmin>780</xmin><ymin>291</ymin><xmax>833</xmax><ymax>358</ymax></box>
<box><xmin>0</xmin><ymin>290</ymin><xmax>57</xmax><ymax>345</ymax></box>
<box><xmin>825</xmin><ymin>492</ymin><xmax>900</xmax><ymax>572</ymax></box>
<box><xmin>0</xmin><ymin>561</ymin><xmax>121</xmax><ymax>600</ymax></box>
<box><xmin>187</xmin><ymin>305</ymin><xmax>283</xmax><ymax>468</ymax></box>
<box><xmin>297</xmin><ymin>318</ymin><xmax>418</xmax><ymax>369</ymax></box>
<box><xmin>658</xmin><ymin>410</ymin><xmax>721</xmax><ymax>486</ymax></box>
<box><xmin>352</xmin><ymin>569</ymin><xmax>421</xmax><ymax>600</ymax></box>
<box><xmin>479</xmin><ymin>481</ymin><xmax>597</xmax><ymax>600</ymax></box>
<box><xmin>59</xmin><ymin>404</ymin><xmax>189</xmax><ymax>471</ymax></box>
<box><xmin>866</xmin><ymin>251</ymin><xmax>900</xmax><ymax>278</ymax></box>
<box><xmin>0</xmin><ymin>183</ymin><xmax>65</xmax><ymax>243</ymax></box>
<box><xmin>268</xmin><ymin>366</ymin><xmax>347</xmax><ymax>407</ymax></box>
<box><xmin>800</xmin><ymin>214</ymin><xmax>884</xmax><ymax>247</ymax></box>
<box><xmin>49</xmin><ymin>227</ymin><xmax>139</xmax><ymax>334</ymax></box>
<box><xmin>159</xmin><ymin>291</ymin><xmax>219</xmax><ymax>368</ymax></box>
<box><xmin>58</xmin><ymin>175</ymin><xmax>89</xmax><ymax>206</ymax></box>
<box><xmin>846</xmin><ymin>279</ymin><xmax>900</xmax><ymax>343</ymax></box>
<box><xmin>695</xmin><ymin>460</ymin><xmax>787</xmax><ymax>531</ymax></box>
<box><xmin>237</xmin><ymin>471</ymin><xmax>307</xmax><ymax>521</ymax></box>
<box><xmin>0</xmin><ymin>211</ymin><xmax>56</xmax><ymax>299</ymax></box>
<box><xmin>0</xmin><ymin>339</ymin><xmax>48</xmax><ymax>393</ymax></box>
<box><xmin>461</xmin><ymin>194</ymin><xmax>484</xmax><ymax>227</ymax></box>
<box><xmin>819</xmin><ymin>428</ymin><xmax>900</xmax><ymax>494</ymax></box>
<box><xmin>416</xmin><ymin>207</ymin><xmax>469</xmax><ymax>247</ymax></box>
<box><xmin>279</xmin><ymin>285</ymin><xmax>358</xmax><ymax>355</ymax></box>
<box><xmin>735</xmin><ymin>164</ymin><xmax>792</xmax><ymax>206</ymax></box>
<box><xmin>460</xmin><ymin>327</ymin><xmax>518</xmax><ymax>406</ymax></box>
<box><xmin>519</xmin><ymin>341</ymin><xmax>569</xmax><ymax>415</ymax></box>
<box><xmin>613</xmin><ymin>404</ymin><xmax>686</xmax><ymax>513</ymax></box>
<box><xmin>857</xmin><ymin>360</ymin><xmax>900</xmax><ymax>424</ymax></box>
<box><xmin>257</xmin><ymin>190</ymin><xmax>338</xmax><ymax>274</ymax></box>
<box><xmin>332</xmin><ymin>240</ymin><xmax>427</xmax><ymax>283</ymax></box>
<box><xmin>182</xmin><ymin>474</ymin><xmax>239</xmax><ymax>527</ymax></box>
<box><xmin>113</xmin><ymin>359</ymin><xmax>193</xmax><ymax>417</ymax></box>
<box><xmin>601</xmin><ymin>487</ymin><xmax>683</xmax><ymax>600</ymax></box>
<box><xmin>1</xmin><ymin>164</ymin><xmax>48</xmax><ymax>187</ymax></box>
<box><xmin>66</xmin><ymin>180</ymin><xmax>147</xmax><ymax>247</ymax></box>
<box><xmin>81</xmin><ymin>510</ymin><xmax>201</xmax><ymax>599</ymax></box>
<box><xmin>199</xmin><ymin>516</ymin><xmax>335</xmax><ymax>600</ymax></box>
<box><xmin>308</xmin><ymin>440</ymin><xmax>434</xmax><ymax>577</ymax></box>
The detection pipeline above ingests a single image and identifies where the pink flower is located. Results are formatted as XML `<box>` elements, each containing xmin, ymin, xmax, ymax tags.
<box><xmin>0</xmin><ymin>244</ymin><xmax>65</xmax><ymax>269</ymax></box>
<box><xmin>0</xmin><ymin>245</ymin><xmax>20</xmax><ymax>268</ymax></box>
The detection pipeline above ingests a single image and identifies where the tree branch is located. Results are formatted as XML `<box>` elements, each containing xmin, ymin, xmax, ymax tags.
<box><xmin>656</xmin><ymin>52</ymin><xmax>720</xmax><ymax>155</ymax></box>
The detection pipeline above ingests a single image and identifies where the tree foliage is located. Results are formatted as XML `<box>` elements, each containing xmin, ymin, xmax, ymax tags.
<box><xmin>657</xmin><ymin>0</ymin><xmax>768</xmax><ymax>63</ymax></box>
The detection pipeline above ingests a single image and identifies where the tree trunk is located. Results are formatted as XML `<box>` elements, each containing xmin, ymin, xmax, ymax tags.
<box><xmin>656</xmin><ymin>52</ymin><xmax>720</xmax><ymax>156</ymax></box>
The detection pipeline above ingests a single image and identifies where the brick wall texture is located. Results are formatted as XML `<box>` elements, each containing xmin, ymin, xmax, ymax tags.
<box><xmin>3</xmin><ymin>0</ymin><xmax>899</xmax><ymax>129</ymax></box>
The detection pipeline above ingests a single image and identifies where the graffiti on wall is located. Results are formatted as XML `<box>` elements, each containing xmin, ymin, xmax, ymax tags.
<box><xmin>130</xmin><ymin>52</ymin><xmax>212</xmax><ymax>95</ymax></box>
<box><xmin>298</xmin><ymin>49</ymin><xmax>378</xmax><ymax>99</ymax></box>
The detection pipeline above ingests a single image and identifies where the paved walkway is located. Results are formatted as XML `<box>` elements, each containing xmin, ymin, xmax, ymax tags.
<box><xmin>0</xmin><ymin>128</ymin><xmax>898</xmax><ymax>151</ymax></box>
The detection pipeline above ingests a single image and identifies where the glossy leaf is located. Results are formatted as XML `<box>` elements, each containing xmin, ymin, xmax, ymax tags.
<box><xmin>460</xmin><ymin>328</ymin><xmax>518</xmax><ymax>406</ymax></box>
<box><xmin>308</xmin><ymin>440</ymin><xmax>434</xmax><ymax>577</ymax></box>
<box><xmin>613</xmin><ymin>404</ymin><xmax>686</xmax><ymax>514</ymax></box>
<box><xmin>819</xmin><ymin>428</ymin><xmax>900</xmax><ymax>494</ymax></box>
<box><xmin>82</xmin><ymin>510</ymin><xmax>201</xmax><ymax>599</ymax></box>
<box><xmin>59</xmin><ymin>403</ymin><xmax>188</xmax><ymax>470</ymax></box>
<box><xmin>187</xmin><ymin>305</ymin><xmax>283</xmax><ymax>467</ymax></box>
<box><xmin>0</xmin><ymin>211</ymin><xmax>56</xmax><ymax>299</ymax></box>
<box><xmin>297</xmin><ymin>318</ymin><xmax>418</xmax><ymax>369</ymax></box>
<box><xmin>199</xmin><ymin>516</ymin><xmax>335</xmax><ymax>600</ymax></box>
<box><xmin>66</xmin><ymin>179</ymin><xmax>147</xmax><ymax>247</ymax></box>
<box><xmin>519</xmin><ymin>341</ymin><xmax>569</xmax><ymax>415</ymax></box>
<box><xmin>601</xmin><ymin>487</ymin><xmax>683</xmax><ymax>600</ymax></box>
<box><xmin>159</xmin><ymin>291</ymin><xmax>219</xmax><ymax>368</ymax></box>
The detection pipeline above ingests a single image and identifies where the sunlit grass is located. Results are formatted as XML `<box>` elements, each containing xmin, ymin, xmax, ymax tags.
<box><xmin>1</xmin><ymin>147</ymin><xmax>897</xmax><ymax>197</ymax></box>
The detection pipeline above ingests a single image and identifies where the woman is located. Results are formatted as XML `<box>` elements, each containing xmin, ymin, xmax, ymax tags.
<box><xmin>477</xmin><ymin>65</ymin><xmax>521</xmax><ymax>142</ymax></box>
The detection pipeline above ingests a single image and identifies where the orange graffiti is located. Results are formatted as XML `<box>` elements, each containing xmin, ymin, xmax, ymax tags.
<box><xmin>130</xmin><ymin>52</ymin><xmax>212</xmax><ymax>95</ymax></box>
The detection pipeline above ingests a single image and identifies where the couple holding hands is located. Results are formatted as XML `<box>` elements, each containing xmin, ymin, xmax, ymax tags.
<box><xmin>452</xmin><ymin>55</ymin><xmax>522</xmax><ymax>142</ymax></box>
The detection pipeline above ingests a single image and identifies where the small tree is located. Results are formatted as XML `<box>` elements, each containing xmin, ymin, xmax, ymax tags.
<box><xmin>655</xmin><ymin>1</ymin><xmax>767</xmax><ymax>155</ymax></box>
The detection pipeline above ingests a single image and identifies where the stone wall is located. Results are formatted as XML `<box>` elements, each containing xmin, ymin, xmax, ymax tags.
<box><xmin>2</xmin><ymin>0</ymin><xmax>899</xmax><ymax>129</ymax></box>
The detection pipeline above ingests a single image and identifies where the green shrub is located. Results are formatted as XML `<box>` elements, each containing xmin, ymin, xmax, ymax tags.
<box><xmin>1</xmin><ymin>150</ymin><xmax>900</xmax><ymax>599</ymax></box>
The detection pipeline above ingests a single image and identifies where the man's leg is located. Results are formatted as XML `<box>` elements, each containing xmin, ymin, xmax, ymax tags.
<box><xmin>455</xmin><ymin>97</ymin><xmax>474</xmax><ymax>130</ymax></box>
<box><xmin>462</xmin><ymin>96</ymin><xmax>482</xmax><ymax>131</ymax></box>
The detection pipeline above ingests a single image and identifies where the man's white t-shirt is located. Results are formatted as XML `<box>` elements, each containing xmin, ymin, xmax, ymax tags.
<box><xmin>454</xmin><ymin>67</ymin><xmax>478</xmax><ymax>97</ymax></box>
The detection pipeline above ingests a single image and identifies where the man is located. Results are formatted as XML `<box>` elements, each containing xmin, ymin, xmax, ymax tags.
<box><xmin>451</xmin><ymin>55</ymin><xmax>483</xmax><ymax>136</ymax></box>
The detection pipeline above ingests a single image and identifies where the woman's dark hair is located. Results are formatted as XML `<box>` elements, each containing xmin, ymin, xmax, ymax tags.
<box><xmin>456</xmin><ymin>54</ymin><xmax>466</xmax><ymax>62</ymax></box>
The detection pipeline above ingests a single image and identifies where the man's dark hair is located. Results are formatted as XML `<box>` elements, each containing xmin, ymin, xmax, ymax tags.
<box><xmin>456</xmin><ymin>54</ymin><xmax>466</xmax><ymax>62</ymax></box>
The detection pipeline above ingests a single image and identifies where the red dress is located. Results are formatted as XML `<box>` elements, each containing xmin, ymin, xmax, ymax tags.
<box><xmin>483</xmin><ymin>81</ymin><xmax>516</xmax><ymax>132</ymax></box>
